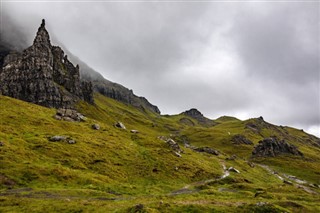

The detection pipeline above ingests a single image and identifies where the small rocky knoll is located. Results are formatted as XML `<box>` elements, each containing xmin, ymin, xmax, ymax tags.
<box><xmin>182</xmin><ymin>108</ymin><xmax>215</xmax><ymax>126</ymax></box>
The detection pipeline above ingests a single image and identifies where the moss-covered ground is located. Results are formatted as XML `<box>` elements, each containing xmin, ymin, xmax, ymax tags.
<box><xmin>0</xmin><ymin>94</ymin><xmax>319</xmax><ymax>212</ymax></box>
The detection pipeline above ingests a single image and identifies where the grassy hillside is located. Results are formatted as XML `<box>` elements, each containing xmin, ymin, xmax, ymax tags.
<box><xmin>0</xmin><ymin>94</ymin><xmax>319</xmax><ymax>212</ymax></box>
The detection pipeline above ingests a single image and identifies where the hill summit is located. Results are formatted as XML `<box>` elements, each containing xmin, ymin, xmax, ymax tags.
<box><xmin>0</xmin><ymin>19</ymin><xmax>93</xmax><ymax>108</ymax></box>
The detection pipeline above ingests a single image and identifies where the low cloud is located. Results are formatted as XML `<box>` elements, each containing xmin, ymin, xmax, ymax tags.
<box><xmin>1</xmin><ymin>2</ymin><xmax>319</xmax><ymax>136</ymax></box>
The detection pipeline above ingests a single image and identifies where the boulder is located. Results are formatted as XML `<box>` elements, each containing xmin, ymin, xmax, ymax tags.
<box><xmin>165</xmin><ymin>138</ymin><xmax>183</xmax><ymax>155</ymax></box>
<box><xmin>49</xmin><ymin>136</ymin><xmax>75</xmax><ymax>144</ymax></box>
<box><xmin>130</xmin><ymin>130</ymin><xmax>139</xmax><ymax>134</ymax></box>
<box><xmin>115</xmin><ymin>122</ymin><xmax>126</xmax><ymax>129</ymax></box>
<box><xmin>0</xmin><ymin>141</ymin><xmax>4</xmax><ymax>146</ymax></box>
<box><xmin>252</xmin><ymin>137</ymin><xmax>303</xmax><ymax>157</ymax></box>
<box><xmin>67</xmin><ymin>140</ymin><xmax>76</xmax><ymax>144</ymax></box>
<box><xmin>92</xmin><ymin>124</ymin><xmax>100</xmax><ymax>130</ymax></box>
<box><xmin>49</xmin><ymin>135</ymin><xmax>67</xmax><ymax>142</ymax></box>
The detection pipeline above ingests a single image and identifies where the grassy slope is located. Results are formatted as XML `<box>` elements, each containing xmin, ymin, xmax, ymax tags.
<box><xmin>0</xmin><ymin>94</ymin><xmax>319</xmax><ymax>212</ymax></box>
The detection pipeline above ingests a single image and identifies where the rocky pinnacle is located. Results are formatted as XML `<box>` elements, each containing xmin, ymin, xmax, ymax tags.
<box><xmin>0</xmin><ymin>19</ymin><xmax>94</xmax><ymax>108</ymax></box>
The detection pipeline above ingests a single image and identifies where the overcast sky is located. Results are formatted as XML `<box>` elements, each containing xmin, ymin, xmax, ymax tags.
<box><xmin>1</xmin><ymin>1</ymin><xmax>319</xmax><ymax>137</ymax></box>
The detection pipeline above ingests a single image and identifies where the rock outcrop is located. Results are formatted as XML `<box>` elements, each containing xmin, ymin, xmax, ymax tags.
<box><xmin>182</xmin><ymin>108</ymin><xmax>215</xmax><ymax>126</ymax></box>
<box><xmin>231</xmin><ymin>134</ymin><xmax>253</xmax><ymax>145</ymax></box>
<box><xmin>252</xmin><ymin>137</ymin><xmax>303</xmax><ymax>157</ymax></box>
<box><xmin>0</xmin><ymin>19</ymin><xmax>93</xmax><ymax>108</ymax></box>
<box><xmin>76</xmin><ymin>59</ymin><xmax>160</xmax><ymax>114</ymax></box>
<box><xmin>55</xmin><ymin>108</ymin><xmax>86</xmax><ymax>122</ymax></box>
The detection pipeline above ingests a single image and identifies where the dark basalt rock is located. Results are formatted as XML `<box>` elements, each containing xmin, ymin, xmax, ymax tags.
<box><xmin>252</xmin><ymin>137</ymin><xmax>303</xmax><ymax>157</ymax></box>
<box><xmin>0</xmin><ymin>19</ymin><xmax>93</xmax><ymax>108</ymax></box>
<box><xmin>231</xmin><ymin>134</ymin><xmax>253</xmax><ymax>145</ymax></box>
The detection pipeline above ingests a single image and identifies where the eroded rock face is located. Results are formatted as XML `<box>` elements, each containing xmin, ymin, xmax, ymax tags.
<box><xmin>92</xmin><ymin>79</ymin><xmax>160</xmax><ymax>114</ymax></box>
<box><xmin>0</xmin><ymin>19</ymin><xmax>93</xmax><ymax>108</ymax></box>
<box><xmin>252</xmin><ymin>137</ymin><xmax>303</xmax><ymax>157</ymax></box>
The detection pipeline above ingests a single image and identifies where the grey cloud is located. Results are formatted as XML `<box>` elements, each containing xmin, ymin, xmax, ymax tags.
<box><xmin>1</xmin><ymin>2</ymin><xmax>319</xmax><ymax>136</ymax></box>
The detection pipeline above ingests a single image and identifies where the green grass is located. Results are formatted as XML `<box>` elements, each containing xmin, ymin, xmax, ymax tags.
<box><xmin>0</xmin><ymin>94</ymin><xmax>319</xmax><ymax>212</ymax></box>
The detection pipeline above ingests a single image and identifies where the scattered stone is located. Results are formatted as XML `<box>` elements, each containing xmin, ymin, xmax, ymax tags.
<box><xmin>54</xmin><ymin>115</ymin><xmax>62</xmax><ymax>120</ymax></box>
<box><xmin>231</xmin><ymin>134</ymin><xmax>253</xmax><ymax>145</ymax></box>
<box><xmin>115</xmin><ymin>122</ymin><xmax>126</xmax><ymax>129</ymax></box>
<box><xmin>256</xmin><ymin>201</ymin><xmax>268</xmax><ymax>206</ymax></box>
<box><xmin>228</xmin><ymin>167</ymin><xmax>240</xmax><ymax>173</ymax></box>
<box><xmin>194</xmin><ymin>147</ymin><xmax>219</xmax><ymax>155</ymax></box>
<box><xmin>92</xmin><ymin>124</ymin><xmax>100</xmax><ymax>130</ymax></box>
<box><xmin>252</xmin><ymin>137</ymin><xmax>303</xmax><ymax>157</ymax></box>
<box><xmin>55</xmin><ymin>108</ymin><xmax>86</xmax><ymax>122</ymax></box>
<box><xmin>130</xmin><ymin>130</ymin><xmax>139</xmax><ymax>134</ymax></box>
<box><xmin>49</xmin><ymin>135</ymin><xmax>67</xmax><ymax>142</ymax></box>
<box><xmin>283</xmin><ymin>180</ymin><xmax>294</xmax><ymax>185</ymax></box>
<box><xmin>49</xmin><ymin>136</ymin><xmax>76</xmax><ymax>144</ymax></box>
<box><xmin>67</xmin><ymin>140</ymin><xmax>76</xmax><ymax>144</ymax></box>
<box><xmin>165</xmin><ymin>138</ymin><xmax>183</xmax><ymax>155</ymax></box>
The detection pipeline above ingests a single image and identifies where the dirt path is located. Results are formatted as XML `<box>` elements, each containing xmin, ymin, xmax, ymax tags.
<box><xmin>257</xmin><ymin>164</ymin><xmax>318</xmax><ymax>195</ymax></box>
<box><xmin>170</xmin><ymin>160</ymin><xmax>230</xmax><ymax>196</ymax></box>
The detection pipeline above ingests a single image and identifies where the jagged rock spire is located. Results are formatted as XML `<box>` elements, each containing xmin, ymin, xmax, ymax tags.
<box><xmin>33</xmin><ymin>19</ymin><xmax>51</xmax><ymax>46</ymax></box>
<box><xmin>0</xmin><ymin>19</ymin><xmax>94</xmax><ymax>108</ymax></box>
<box><xmin>41</xmin><ymin>19</ymin><xmax>45</xmax><ymax>27</ymax></box>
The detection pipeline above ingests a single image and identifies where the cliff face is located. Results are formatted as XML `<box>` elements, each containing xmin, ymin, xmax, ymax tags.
<box><xmin>0</xmin><ymin>19</ymin><xmax>93</xmax><ymax>108</ymax></box>
<box><xmin>92</xmin><ymin>79</ymin><xmax>160</xmax><ymax>114</ymax></box>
